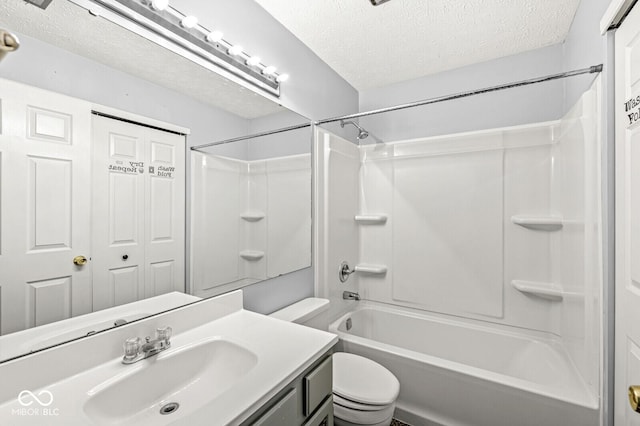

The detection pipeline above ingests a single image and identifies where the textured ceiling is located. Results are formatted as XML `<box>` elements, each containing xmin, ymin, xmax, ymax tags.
<box><xmin>0</xmin><ymin>0</ymin><xmax>284</xmax><ymax>119</ymax></box>
<box><xmin>255</xmin><ymin>0</ymin><xmax>581</xmax><ymax>90</ymax></box>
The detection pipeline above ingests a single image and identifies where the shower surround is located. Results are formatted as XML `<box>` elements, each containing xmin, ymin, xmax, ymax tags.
<box><xmin>314</xmin><ymin>79</ymin><xmax>603</xmax><ymax>425</ymax></box>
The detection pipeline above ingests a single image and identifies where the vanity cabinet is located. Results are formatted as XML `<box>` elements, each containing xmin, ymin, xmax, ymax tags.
<box><xmin>242</xmin><ymin>351</ymin><xmax>334</xmax><ymax>426</ymax></box>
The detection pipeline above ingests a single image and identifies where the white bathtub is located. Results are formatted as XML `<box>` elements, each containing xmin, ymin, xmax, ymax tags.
<box><xmin>328</xmin><ymin>302</ymin><xmax>599</xmax><ymax>426</ymax></box>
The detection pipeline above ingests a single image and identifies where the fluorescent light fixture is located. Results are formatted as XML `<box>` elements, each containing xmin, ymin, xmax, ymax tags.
<box><xmin>276</xmin><ymin>73</ymin><xmax>289</xmax><ymax>83</ymax></box>
<box><xmin>180</xmin><ymin>15</ymin><xmax>198</xmax><ymax>28</ymax></box>
<box><xmin>205</xmin><ymin>30</ymin><xmax>223</xmax><ymax>43</ymax></box>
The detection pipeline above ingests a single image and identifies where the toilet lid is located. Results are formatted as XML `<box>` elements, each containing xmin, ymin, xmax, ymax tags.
<box><xmin>332</xmin><ymin>352</ymin><xmax>400</xmax><ymax>406</ymax></box>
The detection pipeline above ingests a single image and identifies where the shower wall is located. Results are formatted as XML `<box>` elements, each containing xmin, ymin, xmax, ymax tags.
<box><xmin>315</xmin><ymin>78</ymin><xmax>602</xmax><ymax>397</ymax></box>
<box><xmin>192</xmin><ymin>152</ymin><xmax>311</xmax><ymax>297</ymax></box>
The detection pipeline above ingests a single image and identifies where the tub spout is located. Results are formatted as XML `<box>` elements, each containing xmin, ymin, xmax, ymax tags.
<box><xmin>343</xmin><ymin>291</ymin><xmax>360</xmax><ymax>301</ymax></box>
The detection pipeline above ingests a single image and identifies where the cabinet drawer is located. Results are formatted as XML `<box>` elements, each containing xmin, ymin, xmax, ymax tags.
<box><xmin>304</xmin><ymin>355</ymin><xmax>332</xmax><ymax>416</ymax></box>
<box><xmin>252</xmin><ymin>388</ymin><xmax>298</xmax><ymax>426</ymax></box>
<box><xmin>304</xmin><ymin>396</ymin><xmax>334</xmax><ymax>426</ymax></box>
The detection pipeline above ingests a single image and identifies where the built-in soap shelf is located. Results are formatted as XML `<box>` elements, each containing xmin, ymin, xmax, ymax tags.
<box><xmin>511</xmin><ymin>215</ymin><xmax>563</xmax><ymax>231</ymax></box>
<box><xmin>354</xmin><ymin>264</ymin><xmax>387</xmax><ymax>275</ymax></box>
<box><xmin>354</xmin><ymin>214</ymin><xmax>388</xmax><ymax>225</ymax></box>
<box><xmin>239</xmin><ymin>250</ymin><xmax>265</xmax><ymax>261</ymax></box>
<box><xmin>511</xmin><ymin>280</ymin><xmax>563</xmax><ymax>301</ymax></box>
<box><xmin>240</xmin><ymin>211</ymin><xmax>265</xmax><ymax>222</ymax></box>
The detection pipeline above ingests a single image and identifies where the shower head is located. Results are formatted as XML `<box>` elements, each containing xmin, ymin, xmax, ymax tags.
<box><xmin>340</xmin><ymin>120</ymin><xmax>369</xmax><ymax>141</ymax></box>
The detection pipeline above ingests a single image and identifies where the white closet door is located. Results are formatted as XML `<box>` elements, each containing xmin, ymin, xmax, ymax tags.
<box><xmin>0</xmin><ymin>79</ymin><xmax>92</xmax><ymax>335</ymax></box>
<box><xmin>615</xmin><ymin>3</ymin><xmax>640</xmax><ymax>424</ymax></box>
<box><xmin>144</xmin><ymin>125</ymin><xmax>185</xmax><ymax>298</ymax></box>
<box><xmin>91</xmin><ymin>115</ymin><xmax>184</xmax><ymax>311</ymax></box>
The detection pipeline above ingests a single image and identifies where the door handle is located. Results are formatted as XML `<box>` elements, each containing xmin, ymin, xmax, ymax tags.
<box><xmin>630</xmin><ymin>386</ymin><xmax>640</xmax><ymax>413</ymax></box>
<box><xmin>73</xmin><ymin>255</ymin><xmax>88</xmax><ymax>266</ymax></box>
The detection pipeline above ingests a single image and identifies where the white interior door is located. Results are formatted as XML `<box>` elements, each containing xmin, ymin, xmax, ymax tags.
<box><xmin>92</xmin><ymin>115</ymin><xmax>185</xmax><ymax>311</ymax></box>
<box><xmin>0</xmin><ymin>79</ymin><xmax>92</xmax><ymax>335</ymax></box>
<box><xmin>615</xmin><ymin>3</ymin><xmax>640</xmax><ymax>424</ymax></box>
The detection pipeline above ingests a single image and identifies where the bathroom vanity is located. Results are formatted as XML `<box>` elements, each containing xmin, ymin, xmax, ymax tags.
<box><xmin>0</xmin><ymin>290</ymin><xmax>337</xmax><ymax>425</ymax></box>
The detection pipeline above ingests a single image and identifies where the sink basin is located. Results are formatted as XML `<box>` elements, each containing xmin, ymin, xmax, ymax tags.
<box><xmin>84</xmin><ymin>338</ymin><xmax>258</xmax><ymax>425</ymax></box>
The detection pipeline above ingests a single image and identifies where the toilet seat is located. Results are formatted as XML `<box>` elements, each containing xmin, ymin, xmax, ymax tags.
<box><xmin>333</xmin><ymin>393</ymin><xmax>389</xmax><ymax>411</ymax></box>
<box><xmin>333</xmin><ymin>399</ymin><xmax>395</xmax><ymax>425</ymax></box>
<box><xmin>332</xmin><ymin>352</ymin><xmax>400</xmax><ymax>406</ymax></box>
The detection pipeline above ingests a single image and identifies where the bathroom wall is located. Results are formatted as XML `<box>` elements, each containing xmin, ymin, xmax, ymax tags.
<box><xmin>561</xmin><ymin>1</ymin><xmax>613</xmax><ymax>418</ymax></box>
<box><xmin>357</xmin><ymin>44</ymin><xmax>565</xmax><ymax>143</ymax></box>
<box><xmin>316</xmin><ymin>80</ymin><xmax>602</xmax><ymax>396</ymax></box>
<box><xmin>314</xmin><ymin>129</ymin><xmax>361</xmax><ymax>321</ymax></box>
<box><xmin>551</xmin><ymin>79</ymin><xmax>602</xmax><ymax>398</ymax></box>
<box><xmin>191</xmin><ymin>152</ymin><xmax>311</xmax><ymax>298</ymax></box>
<box><xmin>562</xmin><ymin>0</ymin><xmax>611</xmax><ymax>112</ymax></box>
<box><xmin>353</xmin><ymin>123</ymin><xmax>562</xmax><ymax>333</ymax></box>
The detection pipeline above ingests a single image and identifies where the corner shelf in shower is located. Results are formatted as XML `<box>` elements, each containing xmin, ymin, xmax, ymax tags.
<box><xmin>511</xmin><ymin>280</ymin><xmax>563</xmax><ymax>301</ymax></box>
<box><xmin>240</xmin><ymin>211</ymin><xmax>265</xmax><ymax>222</ymax></box>
<box><xmin>239</xmin><ymin>250</ymin><xmax>265</xmax><ymax>261</ymax></box>
<box><xmin>354</xmin><ymin>215</ymin><xmax>388</xmax><ymax>225</ymax></box>
<box><xmin>354</xmin><ymin>264</ymin><xmax>388</xmax><ymax>275</ymax></box>
<box><xmin>511</xmin><ymin>215</ymin><xmax>563</xmax><ymax>231</ymax></box>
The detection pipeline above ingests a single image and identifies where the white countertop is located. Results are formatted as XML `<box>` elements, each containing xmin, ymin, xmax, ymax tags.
<box><xmin>0</xmin><ymin>291</ymin><xmax>337</xmax><ymax>425</ymax></box>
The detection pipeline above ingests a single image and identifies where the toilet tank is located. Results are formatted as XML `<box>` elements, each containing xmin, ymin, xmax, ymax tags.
<box><xmin>269</xmin><ymin>298</ymin><xmax>330</xmax><ymax>330</ymax></box>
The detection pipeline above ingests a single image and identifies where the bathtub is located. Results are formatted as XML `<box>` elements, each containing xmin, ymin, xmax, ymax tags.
<box><xmin>328</xmin><ymin>302</ymin><xmax>599</xmax><ymax>426</ymax></box>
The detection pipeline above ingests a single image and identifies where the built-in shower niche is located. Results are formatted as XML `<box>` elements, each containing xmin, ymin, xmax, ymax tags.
<box><xmin>191</xmin><ymin>152</ymin><xmax>311</xmax><ymax>297</ymax></box>
<box><xmin>315</xmin><ymin>78</ymin><xmax>602</xmax><ymax>412</ymax></box>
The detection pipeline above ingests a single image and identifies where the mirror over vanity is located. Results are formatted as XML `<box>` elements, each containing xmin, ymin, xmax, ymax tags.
<box><xmin>0</xmin><ymin>0</ymin><xmax>312</xmax><ymax>364</ymax></box>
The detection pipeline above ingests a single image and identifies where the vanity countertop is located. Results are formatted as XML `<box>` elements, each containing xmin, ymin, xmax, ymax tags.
<box><xmin>0</xmin><ymin>291</ymin><xmax>337</xmax><ymax>425</ymax></box>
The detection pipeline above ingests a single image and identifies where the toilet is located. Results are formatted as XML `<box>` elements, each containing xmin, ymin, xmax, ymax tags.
<box><xmin>270</xmin><ymin>298</ymin><xmax>400</xmax><ymax>426</ymax></box>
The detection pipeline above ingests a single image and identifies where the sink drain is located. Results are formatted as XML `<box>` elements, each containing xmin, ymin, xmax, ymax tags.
<box><xmin>160</xmin><ymin>402</ymin><xmax>180</xmax><ymax>415</ymax></box>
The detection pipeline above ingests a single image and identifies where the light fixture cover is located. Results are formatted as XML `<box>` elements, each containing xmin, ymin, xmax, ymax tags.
<box><xmin>246</xmin><ymin>56</ymin><xmax>261</xmax><ymax>66</ymax></box>
<box><xmin>180</xmin><ymin>15</ymin><xmax>198</xmax><ymax>28</ymax></box>
<box><xmin>228</xmin><ymin>45</ymin><xmax>243</xmax><ymax>56</ymax></box>
<box><xmin>263</xmin><ymin>65</ymin><xmax>277</xmax><ymax>75</ymax></box>
<box><xmin>150</xmin><ymin>0</ymin><xmax>168</xmax><ymax>11</ymax></box>
<box><xmin>206</xmin><ymin>31</ymin><xmax>223</xmax><ymax>43</ymax></box>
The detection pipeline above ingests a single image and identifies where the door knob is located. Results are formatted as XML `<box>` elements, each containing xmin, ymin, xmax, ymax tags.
<box><xmin>122</xmin><ymin>254</ymin><xmax>129</xmax><ymax>261</ymax></box>
<box><xmin>73</xmin><ymin>255</ymin><xmax>88</xmax><ymax>266</ymax></box>
<box><xmin>629</xmin><ymin>386</ymin><xmax>640</xmax><ymax>413</ymax></box>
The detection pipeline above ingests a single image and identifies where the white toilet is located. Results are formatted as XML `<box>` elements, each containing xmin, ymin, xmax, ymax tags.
<box><xmin>270</xmin><ymin>298</ymin><xmax>400</xmax><ymax>426</ymax></box>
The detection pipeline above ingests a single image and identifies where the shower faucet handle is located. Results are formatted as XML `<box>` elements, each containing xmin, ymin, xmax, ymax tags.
<box><xmin>339</xmin><ymin>261</ymin><xmax>355</xmax><ymax>283</ymax></box>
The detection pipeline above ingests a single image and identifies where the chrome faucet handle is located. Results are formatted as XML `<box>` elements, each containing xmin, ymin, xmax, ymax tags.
<box><xmin>156</xmin><ymin>326</ymin><xmax>172</xmax><ymax>342</ymax></box>
<box><xmin>123</xmin><ymin>337</ymin><xmax>142</xmax><ymax>360</ymax></box>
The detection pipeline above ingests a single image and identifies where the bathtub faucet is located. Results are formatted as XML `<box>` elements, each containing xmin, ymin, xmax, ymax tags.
<box><xmin>343</xmin><ymin>291</ymin><xmax>361</xmax><ymax>301</ymax></box>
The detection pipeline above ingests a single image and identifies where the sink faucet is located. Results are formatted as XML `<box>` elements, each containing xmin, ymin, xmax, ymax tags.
<box><xmin>343</xmin><ymin>291</ymin><xmax>360</xmax><ymax>301</ymax></box>
<box><xmin>122</xmin><ymin>326</ymin><xmax>172</xmax><ymax>364</ymax></box>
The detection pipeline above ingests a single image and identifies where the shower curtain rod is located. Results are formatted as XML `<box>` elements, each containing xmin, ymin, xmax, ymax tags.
<box><xmin>315</xmin><ymin>64</ymin><xmax>603</xmax><ymax>124</ymax></box>
<box><xmin>191</xmin><ymin>64</ymin><xmax>602</xmax><ymax>151</ymax></box>
<box><xmin>190</xmin><ymin>122</ymin><xmax>311</xmax><ymax>151</ymax></box>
